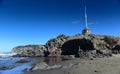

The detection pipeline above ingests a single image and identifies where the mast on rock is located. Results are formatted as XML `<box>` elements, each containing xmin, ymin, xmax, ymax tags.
<box><xmin>82</xmin><ymin>0</ymin><xmax>91</xmax><ymax>35</ymax></box>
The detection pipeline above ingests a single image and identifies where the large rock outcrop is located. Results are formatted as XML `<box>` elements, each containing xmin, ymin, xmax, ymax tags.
<box><xmin>12</xmin><ymin>34</ymin><xmax>120</xmax><ymax>57</ymax></box>
<box><xmin>12</xmin><ymin>45</ymin><xmax>46</xmax><ymax>57</ymax></box>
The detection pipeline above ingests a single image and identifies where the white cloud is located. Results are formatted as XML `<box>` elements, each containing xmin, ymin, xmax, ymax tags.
<box><xmin>88</xmin><ymin>21</ymin><xmax>98</xmax><ymax>26</ymax></box>
<box><xmin>72</xmin><ymin>21</ymin><xmax>80</xmax><ymax>24</ymax></box>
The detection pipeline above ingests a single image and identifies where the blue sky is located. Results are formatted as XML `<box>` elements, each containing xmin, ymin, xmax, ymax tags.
<box><xmin>0</xmin><ymin>0</ymin><xmax>120</xmax><ymax>52</ymax></box>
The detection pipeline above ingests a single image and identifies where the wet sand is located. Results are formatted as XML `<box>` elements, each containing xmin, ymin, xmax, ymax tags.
<box><xmin>24</xmin><ymin>56</ymin><xmax>120</xmax><ymax>74</ymax></box>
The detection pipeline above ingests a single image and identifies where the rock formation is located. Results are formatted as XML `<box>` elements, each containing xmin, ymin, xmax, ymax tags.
<box><xmin>12</xmin><ymin>45</ymin><xmax>46</xmax><ymax>57</ymax></box>
<box><xmin>12</xmin><ymin>34</ymin><xmax>120</xmax><ymax>58</ymax></box>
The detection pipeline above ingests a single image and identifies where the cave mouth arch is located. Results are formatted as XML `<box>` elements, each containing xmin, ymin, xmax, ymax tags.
<box><xmin>61</xmin><ymin>38</ymin><xmax>95</xmax><ymax>57</ymax></box>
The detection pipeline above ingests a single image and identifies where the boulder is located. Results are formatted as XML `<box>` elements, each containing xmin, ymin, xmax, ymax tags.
<box><xmin>112</xmin><ymin>45</ymin><xmax>120</xmax><ymax>54</ymax></box>
<box><xmin>30</xmin><ymin>62</ymin><xmax>48</xmax><ymax>71</ymax></box>
<box><xmin>95</xmin><ymin>50</ymin><xmax>112</xmax><ymax>57</ymax></box>
<box><xmin>30</xmin><ymin>62</ymin><xmax>62</xmax><ymax>71</ymax></box>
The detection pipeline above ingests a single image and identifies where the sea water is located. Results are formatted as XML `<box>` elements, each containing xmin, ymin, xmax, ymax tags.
<box><xmin>0</xmin><ymin>53</ymin><xmax>32</xmax><ymax>74</ymax></box>
<box><xmin>0</xmin><ymin>53</ymin><xmax>71</xmax><ymax>74</ymax></box>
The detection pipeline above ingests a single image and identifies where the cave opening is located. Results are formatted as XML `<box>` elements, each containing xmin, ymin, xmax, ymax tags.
<box><xmin>61</xmin><ymin>38</ymin><xmax>95</xmax><ymax>57</ymax></box>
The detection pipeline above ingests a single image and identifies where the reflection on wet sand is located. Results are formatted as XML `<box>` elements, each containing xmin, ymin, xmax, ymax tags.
<box><xmin>44</xmin><ymin>57</ymin><xmax>62</xmax><ymax>65</ymax></box>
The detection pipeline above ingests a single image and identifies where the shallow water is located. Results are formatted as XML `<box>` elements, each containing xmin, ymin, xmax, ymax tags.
<box><xmin>0</xmin><ymin>55</ymin><xmax>71</xmax><ymax>74</ymax></box>
<box><xmin>0</xmin><ymin>63</ymin><xmax>31</xmax><ymax>74</ymax></box>
<box><xmin>0</xmin><ymin>56</ymin><xmax>33</xmax><ymax>74</ymax></box>
<box><xmin>44</xmin><ymin>57</ymin><xmax>70</xmax><ymax>65</ymax></box>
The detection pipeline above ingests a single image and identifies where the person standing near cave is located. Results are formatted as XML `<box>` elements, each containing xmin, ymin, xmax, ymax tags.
<box><xmin>78</xmin><ymin>46</ymin><xmax>85</xmax><ymax>57</ymax></box>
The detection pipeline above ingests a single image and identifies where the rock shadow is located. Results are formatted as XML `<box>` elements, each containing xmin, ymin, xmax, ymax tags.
<box><xmin>61</xmin><ymin>38</ymin><xmax>95</xmax><ymax>57</ymax></box>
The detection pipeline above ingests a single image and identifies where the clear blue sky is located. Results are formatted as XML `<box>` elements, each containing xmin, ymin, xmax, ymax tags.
<box><xmin>0</xmin><ymin>0</ymin><xmax>120</xmax><ymax>52</ymax></box>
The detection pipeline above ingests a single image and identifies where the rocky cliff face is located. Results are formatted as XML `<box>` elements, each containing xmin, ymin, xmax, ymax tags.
<box><xmin>12</xmin><ymin>34</ymin><xmax>120</xmax><ymax>57</ymax></box>
<box><xmin>12</xmin><ymin>45</ymin><xmax>46</xmax><ymax>57</ymax></box>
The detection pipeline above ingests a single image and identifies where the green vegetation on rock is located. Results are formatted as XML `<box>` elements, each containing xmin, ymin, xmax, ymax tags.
<box><xmin>104</xmin><ymin>36</ymin><xmax>118</xmax><ymax>47</ymax></box>
<box><xmin>96</xmin><ymin>43</ymin><xmax>104</xmax><ymax>48</ymax></box>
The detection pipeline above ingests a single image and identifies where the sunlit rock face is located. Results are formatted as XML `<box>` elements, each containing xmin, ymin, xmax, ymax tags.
<box><xmin>45</xmin><ymin>34</ymin><xmax>120</xmax><ymax>57</ymax></box>
<box><xmin>12</xmin><ymin>45</ymin><xmax>46</xmax><ymax>57</ymax></box>
<box><xmin>12</xmin><ymin>34</ymin><xmax>120</xmax><ymax>57</ymax></box>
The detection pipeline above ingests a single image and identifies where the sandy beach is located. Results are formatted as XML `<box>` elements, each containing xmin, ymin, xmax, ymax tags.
<box><xmin>24</xmin><ymin>56</ymin><xmax>120</xmax><ymax>74</ymax></box>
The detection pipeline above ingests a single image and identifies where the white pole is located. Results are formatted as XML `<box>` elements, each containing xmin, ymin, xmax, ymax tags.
<box><xmin>85</xmin><ymin>5</ymin><xmax>88</xmax><ymax>29</ymax></box>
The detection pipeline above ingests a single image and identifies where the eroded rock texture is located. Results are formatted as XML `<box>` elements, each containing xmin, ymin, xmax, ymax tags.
<box><xmin>12</xmin><ymin>34</ymin><xmax>120</xmax><ymax>57</ymax></box>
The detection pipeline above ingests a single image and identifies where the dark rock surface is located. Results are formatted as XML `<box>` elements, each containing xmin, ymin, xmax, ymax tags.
<box><xmin>0</xmin><ymin>66</ymin><xmax>11</xmax><ymax>70</ymax></box>
<box><xmin>112</xmin><ymin>45</ymin><xmax>120</xmax><ymax>54</ymax></box>
<box><xmin>11</xmin><ymin>34</ymin><xmax>120</xmax><ymax>58</ymax></box>
<box><xmin>16</xmin><ymin>59</ymin><xmax>30</xmax><ymax>63</ymax></box>
<box><xmin>61</xmin><ymin>38</ymin><xmax>95</xmax><ymax>57</ymax></box>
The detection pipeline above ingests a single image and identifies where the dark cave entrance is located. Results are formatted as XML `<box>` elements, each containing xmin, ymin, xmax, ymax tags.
<box><xmin>61</xmin><ymin>38</ymin><xmax>95</xmax><ymax>57</ymax></box>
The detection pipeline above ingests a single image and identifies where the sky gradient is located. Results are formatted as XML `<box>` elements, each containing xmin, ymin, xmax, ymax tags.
<box><xmin>0</xmin><ymin>0</ymin><xmax>120</xmax><ymax>52</ymax></box>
